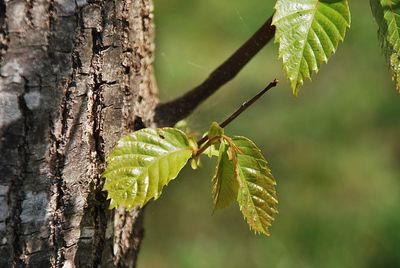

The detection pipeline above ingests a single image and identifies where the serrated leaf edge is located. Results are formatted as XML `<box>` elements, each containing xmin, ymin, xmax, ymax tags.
<box><xmin>272</xmin><ymin>0</ymin><xmax>351</xmax><ymax>95</ymax></box>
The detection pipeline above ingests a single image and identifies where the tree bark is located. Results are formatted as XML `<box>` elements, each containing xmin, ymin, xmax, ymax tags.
<box><xmin>0</xmin><ymin>0</ymin><xmax>157</xmax><ymax>266</ymax></box>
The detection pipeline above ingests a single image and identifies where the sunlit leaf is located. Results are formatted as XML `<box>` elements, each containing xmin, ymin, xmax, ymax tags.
<box><xmin>233</xmin><ymin>136</ymin><xmax>278</xmax><ymax>235</ymax></box>
<box><xmin>273</xmin><ymin>0</ymin><xmax>351</xmax><ymax>94</ymax></box>
<box><xmin>370</xmin><ymin>0</ymin><xmax>400</xmax><ymax>91</ymax></box>
<box><xmin>212</xmin><ymin>142</ymin><xmax>239</xmax><ymax>211</ymax></box>
<box><xmin>102</xmin><ymin>128</ymin><xmax>193</xmax><ymax>209</ymax></box>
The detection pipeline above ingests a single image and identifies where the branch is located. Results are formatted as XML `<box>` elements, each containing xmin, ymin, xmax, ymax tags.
<box><xmin>219</xmin><ymin>79</ymin><xmax>278</xmax><ymax>129</ymax></box>
<box><xmin>154</xmin><ymin>15</ymin><xmax>276</xmax><ymax>127</ymax></box>
<box><xmin>196</xmin><ymin>79</ymin><xmax>278</xmax><ymax>148</ymax></box>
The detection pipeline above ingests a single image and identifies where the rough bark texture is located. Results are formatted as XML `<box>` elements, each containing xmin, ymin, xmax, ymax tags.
<box><xmin>0</xmin><ymin>0</ymin><xmax>157</xmax><ymax>266</ymax></box>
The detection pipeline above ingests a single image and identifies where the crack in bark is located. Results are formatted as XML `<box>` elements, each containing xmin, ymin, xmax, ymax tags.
<box><xmin>8</xmin><ymin>78</ymin><xmax>35</xmax><ymax>267</ymax></box>
<box><xmin>48</xmin><ymin>80</ymin><xmax>74</xmax><ymax>267</ymax></box>
<box><xmin>46</xmin><ymin>4</ymin><xmax>106</xmax><ymax>265</ymax></box>
<box><xmin>87</xmin><ymin>11</ymin><xmax>108</xmax><ymax>265</ymax></box>
<box><xmin>25</xmin><ymin>0</ymin><xmax>34</xmax><ymax>28</ymax></box>
<box><xmin>48</xmin><ymin>0</ymin><xmax>55</xmax><ymax>32</ymax></box>
<box><xmin>90</xmin><ymin>28</ymin><xmax>106</xmax><ymax>163</ymax></box>
<box><xmin>0</xmin><ymin>0</ymin><xmax>9</xmax><ymax>62</ymax></box>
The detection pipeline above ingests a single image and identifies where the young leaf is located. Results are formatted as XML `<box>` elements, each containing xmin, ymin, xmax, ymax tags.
<box><xmin>102</xmin><ymin>128</ymin><xmax>193</xmax><ymax>209</ymax></box>
<box><xmin>212</xmin><ymin>142</ymin><xmax>239</xmax><ymax>212</ymax></box>
<box><xmin>208</xmin><ymin>121</ymin><xmax>224</xmax><ymax>139</ymax></box>
<box><xmin>232</xmin><ymin>136</ymin><xmax>278</xmax><ymax>235</ymax></box>
<box><xmin>370</xmin><ymin>0</ymin><xmax>400</xmax><ymax>91</ymax></box>
<box><xmin>203</xmin><ymin>144</ymin><xmax>219</xmax><ymax>158</ymax></box>
<box><xmin>174</xmin><ymin>119</ymin><xmax>188</xmax><ymax>131</ymax></box>
<box><xmin>190</xmin><ymin>157</ymin><xmax>201</xmax><ymax>170</ymax></box>
<box><xmin>272</xmin><ymin>0</ymin><xmax>351</xmax><ymax>94</ymax></box>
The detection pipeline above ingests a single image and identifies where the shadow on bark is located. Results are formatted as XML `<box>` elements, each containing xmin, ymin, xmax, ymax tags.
<box><xmin>1</xmin><ymin>0</ymin><xmax>155</xmax><ymax>266</ymax></box>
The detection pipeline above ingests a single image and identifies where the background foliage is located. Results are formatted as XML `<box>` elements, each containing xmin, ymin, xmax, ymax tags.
<box><xmin>139</xmin><ymin>0</ymin><xmax>400</xmax><ymax>267</ymax></box>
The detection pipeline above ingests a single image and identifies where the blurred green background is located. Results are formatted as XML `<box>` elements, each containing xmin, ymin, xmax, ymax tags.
<box><xmin>138</xmin><ymin>1</ymin><xmax>400</xmax><ymax>267</ymax></box>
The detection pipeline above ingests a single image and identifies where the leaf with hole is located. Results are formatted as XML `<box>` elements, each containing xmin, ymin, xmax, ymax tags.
<box><xmin>102</xmin><ymin>128</ymin><xmax>193</xmax><ymax>209</ymax></box>
<box><xmin>232</xmin><ymin>136</ymin><xmax>278</xmax><ymax>235</ymax></box>
<box><xmin>370</xmin><ymin>0</ymin><xmax>400</xmax><ymax>91</ymax></box>
<box><xmin>273</xmin><ymin>0</ymin><xmax>351</xmax><ymax>94</ymax></box>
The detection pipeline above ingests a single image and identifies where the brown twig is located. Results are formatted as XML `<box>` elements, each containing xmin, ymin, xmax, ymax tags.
<box><xmin>197</xmin><ymin>79</ymin><xmax>279</xmax><ymax>148</ymax></box>
<box><xmin>154</xmin><ymin>15</ymin><xmax>276</xmax><ymax>127</ymax></box>
<box><xmin>194</xmin><ymin>136</ymin><xmax>221</xmax><ymax>157</ymax></box>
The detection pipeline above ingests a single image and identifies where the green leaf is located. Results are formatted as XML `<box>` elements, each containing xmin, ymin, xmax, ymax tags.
<box><xmin>190</xmin><ymin>157</ymin><xmax>201</xmax><ymax>170</ymax></box>
<box><xmin>273</xmin><ymin>0</ymin><xmax>351</xmax><ymax>94</ymax></box>
<box><xmin>203</xmin><ymin>143</ymin><xmax>219</xmax><ymax>158</ymax></box>
<box><xmin>212</xmin><ymin>142</ymin><xmax>239</xmax><ymax>212</ymax></box>
<box><xmin>174</xmin><ymin>119</ymin><xmax>188</xmax><ymax>131</ymax></box>
<box><xmin>208</xmin><ymin>121</ymin><xmax>224</xmax><ymax>139</ymax></box>
<box><xmin>102</xmin><ymin>128</ymin><xmax>193</xmax><ymax>209</ymax></box>
<box><xmin>232</xmin><ymin>136</ymin><xmax>278</xmax><ymax>235</ymax></box>
<box><xmin>370</xmin><ymin>0</ymin><xmax>400</xmax><ymax>91</ymax></box>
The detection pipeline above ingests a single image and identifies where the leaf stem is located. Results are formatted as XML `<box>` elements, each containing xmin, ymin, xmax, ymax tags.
<box><xmin>197</xmin><ymin>79</ymin><xmax>279</xmax><ymax>148</ymax></box>
<box><xmin>195</xmin><ymin>136</ymin><xmax>221</xmax><ymax>157</ymax></box>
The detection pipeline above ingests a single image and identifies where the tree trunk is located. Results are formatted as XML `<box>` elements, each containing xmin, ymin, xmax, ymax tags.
<box><xmin>0</xmin><ymin>0</ymin><xmax>157</xmax><ymax>266</ymax></box>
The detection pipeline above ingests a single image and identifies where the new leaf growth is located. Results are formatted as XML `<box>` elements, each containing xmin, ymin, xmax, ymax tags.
<box><xmin>102</xmin><ymin>81</ymin><xmax>279</xmax><ymax>236</ymax></box>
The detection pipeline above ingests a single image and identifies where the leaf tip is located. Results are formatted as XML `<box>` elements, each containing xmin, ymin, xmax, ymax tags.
<box><xmin>290</xmin><ymin>80</ymin><xmax>301</xmax><ymax>96</ymax></box>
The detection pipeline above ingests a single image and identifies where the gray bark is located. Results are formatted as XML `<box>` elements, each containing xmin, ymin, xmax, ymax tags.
<box><xmin>0</xmin><ymin>0</ymin><xmax>157</xmax><ymax>266</ymax></box>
